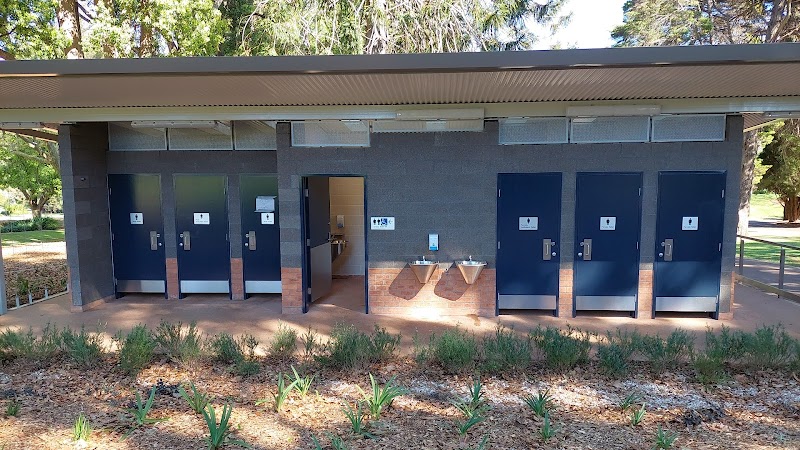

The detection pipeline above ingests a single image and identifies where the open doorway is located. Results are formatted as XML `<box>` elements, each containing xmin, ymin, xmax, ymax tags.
<box><xmin>301</xmin><ymin>176</ymin><xmax>366</xmax><ymax>313</ymax></box>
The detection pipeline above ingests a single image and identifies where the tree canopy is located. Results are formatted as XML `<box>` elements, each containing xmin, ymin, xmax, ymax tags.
<box><xmin>0</xmin><ymin>132</ymin><xmax>61</xmax><ymax>218</ymax></box>
<box><xmin>758</xmin><ymin>120</ymin><xmax>800</xmax><ymax>221</ymax></box>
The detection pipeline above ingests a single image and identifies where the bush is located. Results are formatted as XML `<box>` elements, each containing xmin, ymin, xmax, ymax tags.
<box><xmin>704</xmin><ymin>325</ymin><xmax>746</xmax><ymax>364</ymax></box>
<box><xmin>481</xmin><ymin>325</ymin><xmax>532</xmax><ymax>374</ymax></box>
<box><xmin>597</xmin><ymin>329</ymin><xmax>639</xmax><ymax>378</ymax></box>
<box><xmin>638</xmin><ymin>330</ymin><xmax>695</xmax><ymax>374</ymax></box>
<box><xmin>269</xmin><ymin>323</ymin><xmax>297</xmax><ymax>359</ymax></box>
<box><xmin>0</xmin><ymin>216</ymin><xmax>61</xmax><ymax>233</ymax></box>
<box><xmin>62</xmin><ymin>325</ymin><xmax>104</xmax><ymax>368</ymax></box>
<box><xmin>116</xmin><ymin>324</ymin><xmax>156</xmax><ymax>376</ymax></box>
<box><xmin>0</xmin><ymin>324</ymin><xmax>62</xmax><ymax>361</ymax></box>
<box><xmin>315</xmin><ymin>324</ymin><xmax>400</xmax><ymax>370</ymax></box>
<box><xmin>693</xmin><ymin>353</ymin><xmax>726</xmax><ymax>385</ymax></box>
<box><xmin>154</xmin><ymin>321</ymin><xmax>203</xmax><ymax>365</ymax></box>
<box><xmin>208</xmin><ymin>333</ymin><xmax>260</xmax><ymax>376</ymax></box>
<box><xmin>530</xmin><ymin>326</ymin><xmax>592</xmax><ymax>371</ymax></box>
<box><xmin>428</xmin><ymin>328</ymin><xmax>478</xmax><ymax>374</ymax></box>
<box><xmin>740</xmin><ymin>324</ymin><xmax>795</xmax><ymax>369</ymax></box>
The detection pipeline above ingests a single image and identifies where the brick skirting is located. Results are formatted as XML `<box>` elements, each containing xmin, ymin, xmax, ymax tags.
<box><xmin>231</xmin><ymin>258</ymin><xmax>244</xmax><ymax>300</ymax></box>
<box><xmin>367</xmin><ymin>266</ymin><xmax>495</xmax><ymax>317</ymax></box>
<box><xmin>637</xmin><ymin>269</ymin><xmax>654</xmax><ymax>318</ymax></box>
<box><xmin>557</xmin><ymin>268</ymin><xmax>573</xmax><ymax>318</ymax></box>
<box><xmin>281</xmin><ymin>267</ymin><xmax>303</xmax><ymax>314</ymax></box>
<box><xmin>166</xmin><ymin>258</ymin><xmax>179</xmax><ymax>300</ymax></box>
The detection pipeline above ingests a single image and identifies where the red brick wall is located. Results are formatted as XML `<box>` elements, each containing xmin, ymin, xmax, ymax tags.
<box><xmin>281</xmin><ymin>267</ymin><xmax>303</xmax><ymax>314</ymax></box>
<box><xmin>637</xmin><ymin>269</ymin><xmax>654</xmax><ymax>319</ymax></box>
<box><xmin>231</xmin><ymin>258</ymin><xmax>244</xmax><ymax>300</ymax></box>
<box><xmin>718</xmin><ymin>272</ymin><xmax>735</xmax><ymax>320</ymax></box>
<box><xmin>557</xmin><ymin>268</ymin><xmax>573</xmax><ymax>318</ymax></box>
<box><xmin>166</xmin><ymin>258</ymin><xmax>179</xmax><ymax>299</ymax></box>
<box><xmin>367</xmin><ymin>266</ymin><xmax>495</xmax><ymax>317</ymax></box>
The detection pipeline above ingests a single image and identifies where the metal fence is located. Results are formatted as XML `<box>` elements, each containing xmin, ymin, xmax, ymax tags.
<box><xmin>1</xmin><ymin>240</ymin><xmax>68</xmax><ymax>314</ymax></box>
<box><xmin>736</xmin><ymin>234</ymin><xmax>800</xmax><ymax>300</ymax></box>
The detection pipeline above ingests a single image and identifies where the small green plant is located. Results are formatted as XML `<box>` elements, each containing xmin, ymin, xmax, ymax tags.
<box><xmin>530</xmin><ymin>325</ymin><xmax>592</xmax><ymax>372</ymax></box>
<box><xmin>538</xmin><ymin>412</ymin><xmax>556</xmax><ymax>442</ymax></box>
<box><xmin>203</xmin><ymin>403</ymin><xmax>251</xmax><ymax>449</ymax></box>
<box><xmin>269</xmin><ymin>322</ymin><xmax>297</xmax><ymax>359</ymax></box>
<box><xmin>178</xmin><ymin>382</ymin><xmax>210</xmax><ymax>414</ymax></box>
<box><xmin>630</xmin><ymin>403</ymin><xmax>646</xmax><ymax>426</ymax></box>
<box><xmin>72</xmin><ymin>412</ymin><xmax>92</xmax><ymax>442</ymax></box>
<box><xmin>126</xmin><ymin>386</ymin><xmax>169</xmax><ymax>429</ymax></box>
<box><xmin>360</xmin><ymin>373</ymin><xmax>408</xmax><ymax>420</ymax></box>
<box><xmin>429</xmin><ymin>327</ymin><xmax>479</xmax><ymax>374</ymax></box>
<box><xmin>300</xmin><ymin>326</ymin><xmax>319</xmax><ymax>359</ymax></box>
<box><xmin>523</xmin><ymin>389</ymin><xmax>552</xmax><ymax>417</ymax></box>
<box><xmin>342</xmin><ymin>402</ymin><xmax>373</xmax><ymax>438</ymax></box>
<box><xmin>481</xmin><ymin>325</ymin><xmax>532</xmax><ymax>374</ymax></box>
<box><xmin>693</xmin><ymin>352</ymin><xmax>726</xmax><ymax>385</ymax></box>
<box><xmin>653</xmin><ymin>426</ymin><xmax>678</xmax><ymax>449</ymax></box>
<box><xmin>256</xmin><ymin>373</ymin><xmax>299</xmax><ymax>413</ymax></box>
<box><xmin>741</xmin><ymin>324</ymin><xmax>795</xmax><ymax>368</ymax></box>
<box><xmin>618</xmin><ymin>392</ymin><xmax>642</xmax><ymax>412</ymax></box>
<box><xmin>5</xmin><ymin>399</ymin><xmax>20</xmax><ymax>417</ymax></box>
<box><xmin>370</xmin><ymin>324</ymin><xmax>401</xmax><ymax>360</ymax></box>
<box><xmin>0</xmin><ymin>324</ymin><xmax>62</xmax><ymax>361</ymax></box>
<box><xmin>312</xmin><ymin>432</ymin><xmax>350</xmax><ymax>450</ymax></box>
<box><xmin>61</xmin><ymin>325</ymin><xmax>104</xmax><ymax>368</ymax></box>
<box><xmin>704</xmin><ymin>325</ymin><xmax>746</xmax><ymax>364</ymax></box>
<box><xmin>451</xmin><ymin>378</ymin><xmax>490</xmax><ymax>419</ymax></box>
<box><xmin>116</xmin><ymin>324</ymin><xmax>156</xmax><ymax>376</ymax></box>
<box><xmin>597</xmin><ymin>329</ymin><xmax>639</xmax><ymax>378</ymax></box>
<box><xmin>463</xmin><ymin>435</ymin><xmax>490</xmax><ymax>450</ymax></box>
<box><xmin>638</xmin><ymin>330</ymin><xmax>694</xmax><ymax>374</ymax></box>
<box><xmin>288</xmin><ymin>366</ymin><xmax>314</xmax><ymax>397</ymax></box>
<box><xmin>315</xmin><ymin>324</ymin><xmax>400</xmax><ymax>370</ymax></box>
<box><xmin>154</xmin><ymin>320</ymin><xmax>203</xmax><ymax>365</ymax></box>
<box><xmin>454</xmin><ymin>414</ymin><xmax>485</xmax><ymax>439</ymax></box>
<box><xmin>209</xmin><ymin>333</ymin><xmax>243</xmax><ymax>364</ymax></box>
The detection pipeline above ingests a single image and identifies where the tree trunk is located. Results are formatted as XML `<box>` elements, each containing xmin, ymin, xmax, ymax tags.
<box><xmin>783</xmin><ymin>196</ymin><xmax>800</xmax><ymax>222</ymax></box>
<box><xmin>738</xmin><ymin>130</ymin><xmax>759</xmax><ymax>236</ymax></box>
<box><xmin>29</xmin><ymin>200</ymin><xmax>43</xmax><ymax>221</ymax></box>
<box><xmin>58</xmin><ymin>0</ymin><xmax>84</xmax><ymax>58</ymax></box>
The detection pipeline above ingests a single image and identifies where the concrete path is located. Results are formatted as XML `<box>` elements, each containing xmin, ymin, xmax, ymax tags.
<box><xmin>0</xmin><ymin>282</ymin><xmax>798</xmax><ymax>353</ymax></box>
<box><xmin>737</xmin><ymin>258</ymin><xmax>800</xmax><ymax>293</ymax></box>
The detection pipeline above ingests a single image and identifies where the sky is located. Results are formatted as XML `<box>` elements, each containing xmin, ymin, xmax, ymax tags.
<box><xmin>533</xmin><ymin>0</ymin><xmax>628</xmax><ymax>49</ymax></box>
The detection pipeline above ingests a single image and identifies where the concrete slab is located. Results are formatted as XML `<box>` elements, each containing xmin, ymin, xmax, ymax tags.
<box><xmin>0</xmin><ymin>282</ymin><xmax>797</xmax><ymax>354</ymax></box>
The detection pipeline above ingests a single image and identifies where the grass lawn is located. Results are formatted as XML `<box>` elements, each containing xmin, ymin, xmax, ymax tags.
<box><xmin>0</xmin><ymin>229</ymin><xmax>65</xmax><ymax>245</ymax></box>
<box><xmin>740</xmin><ymin>239</ymin><xmax>800</xmax><ymax>267</ymax></box>
<box><xmin>749</xmin><ymin>192</ymin><xmax>784</xmax><ymax>222</ymax></box>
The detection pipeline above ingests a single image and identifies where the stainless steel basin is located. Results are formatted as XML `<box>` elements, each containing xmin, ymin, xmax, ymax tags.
<box><xmin>409</xmin><ymin>260</ymin><xmax>438</xmax><ymax>284</ymax></box>
<box><xmin>456</xmin><ymin>260</ymin><xmax>487</xmax><ymax>284</ymax></box>
<box><xmin>330</xmin><ymin>236</ymin><xmax>346</xmax><ymax>261</ymax></box>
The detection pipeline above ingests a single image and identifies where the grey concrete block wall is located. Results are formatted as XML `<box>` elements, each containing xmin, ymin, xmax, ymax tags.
<box><xmin>59</xmin><ymin>123</ymin><xmax>115</xmax><ymax>307</ymax></box>
<box><xmin>277</xmin><ymin>117</ymin><xmax>743</xmax><ymax>313</ymax></box>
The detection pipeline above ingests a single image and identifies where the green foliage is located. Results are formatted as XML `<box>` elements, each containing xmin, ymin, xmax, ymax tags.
<box><xmin>530</xmin><ymin>325</ymin><xmax>592</xmax><ymax>372</ymax></box>
<box><xmin>758</xmin><ymin>120</ymin><xmax>800</xmax><ymax>221</ymax></box>
<box><xmin>359</xmin><ymin>374</ymin><xmax>407</xmax><ymax>420</ymax></box>
<box><xmin>538</xmin><ymin>412</ymin><xmax>556</xmax><ymax>442</ymax></box>
<box><xmin>0</xmin><ymin>0</ymin><xmax>67</xmax><ymax>59</ymax></box>
<box><xmin>0</xmin><ymin>217</ymin><xmax>61</xmax><ymax>233</ymax></box>
<box><xmin>693</xmin><ymin>352</ymin><xmax>727</xmax><ymax>386</ymax></box>
<box><xmin>630</xmin><ymin>403</ymin><xmax>646</xmax><ymax>426</ymax></box>
<box><xmin>287</xmin><ymin>366</ymin><xmax>314</xmax><ymax>398</ymax></box>
<box><xmin>300</xmin><ymin>326</ymin><xmax>319</xmax><ymax>359</ymax></box>
<box><xmin>115</xmin><ymin>324</ymin><xmax>156</xmax><ymax>376</ymax></box>
<box><xmin>481</xmin><ymin>325</ymin><xmax>532</xmax><ymax>374</ymax></box>
<box><xmin>597</xmin><ymin>329</ymin><xmax>640</xmax><ymax>378</ymax></box>
<box><xmin>203</xmin><ymin>403</ymin><xmax>251</xmax><ymax>450</ymax></box>
<box><xmin>178</xmin><ymin>382</ymin><xmax>211</xmax><ymax>415</ymax></box>
<box><xmin>704</xmin><ymin>326</ymin><xmax>746</xmax><ymax>364</ymax></box>
<box><xmin>5</xmin><ymin>399</ymin><xmax>20</xmax><ymax>417</ymax></box>
<box><xmin>154</xmin><ymin>320</ymin><xmax>203</xmax><ymax>365</ymax></box>
<box><xmin>612</xmin><ymin>0</ymin><xmax>712</xmax><ymax>47</ymax></box>
<box><xmin>126</xmin><ymin>386</ymin><xmax>168</xmax><ymax>429</ymax></box>
<box><xmin>341</xmin><ymin>402</ymin><xmax>373</xmax><ymax>438</ymax></box>
<box><xmin>268</xmin><ymin>322</ymin><xmax>297</xmax><ymax>359</ymax></box>
<box><xmin>523</xmin><ymin>389</ymin><xmax>552</xmax><ymax>418</ymax></box>
<box><xmin>451</xmin><ymin>378</ymin><xmax>490</xmax><ymax>419</ymax></box>
<box><xmin>61</xmin><ymin>325</ymin><xmax>104</xmax><ymax>369</ymax></box>
<box><xmin>653</xmin><ymin>426</ymin><xmax>678</xmax><ymax>449</ymax></box>
<box><xmin>427</xmin><ymin>328</ymin><xmax>479</xmax><ymax>374</ymax></box>
<box><xmin>740</xmin><ymin>324</ymin><xmax>796</xmax><ymax>369</ymax></box>
<box><xmin>454</xmin><ymin>414</ymin><xmax>484</xmax><ymax>438</ymax></box>
<box><xmin>0</xmin><ymin>324</ymin><xmax>62</xmax><ymax>361</ymax></box>
<box><xmin>638</xmin><ymin>330</ymin><xmax>694</xmax><ymax>374</ymax></box>
<box><xmin>0</xmin><ymin>133</ymin><xmax>61</xmax><ymax>218</ymax></box>
<box><xmin>72</xmin><ymin>412</ymin><xmax>91</xmax><ymax>442</ymax></box>
<box><xmin>618</xmin><ymin>392</ymin><xmax>643</xmax><ymax>412</ymax></box>
<box><xmin>209</xmin><ymin>333</ymin><xmax>260</xmax><ymax>376</ymax></box>
<box><xmin>315</xmin><ymin>324</ymin><xmax>400</xmax><ymax>370</ymax></box>
<box><xmin>312</xmin><ymin>432</ymin><xmax>350</xmax><ymax>450</ymax></box>
<box><xmin>256</xmin><ymin>373</ymin><xmax>299</xmax><ymax>413</ymax></box>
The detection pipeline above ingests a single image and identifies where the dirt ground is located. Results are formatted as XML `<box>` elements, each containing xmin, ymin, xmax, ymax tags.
<box><xmin>0</xmin><ymin>352</ymin><xmax>796</xmax><ymax>450</ymax></box>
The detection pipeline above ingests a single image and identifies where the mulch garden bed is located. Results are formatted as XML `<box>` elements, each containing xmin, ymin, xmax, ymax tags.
<box><xmin>0</xmin><ymin>355</ymin><xmax>796</xmax><ymax>449</ymax></box>
<box><xmin>2</xmin><ymin>250</ymin><xmax>67</xmax><ymax>309</ymax></box>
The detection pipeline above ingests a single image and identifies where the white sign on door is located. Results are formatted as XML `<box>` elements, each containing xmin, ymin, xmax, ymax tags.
<box><xmin>519</xmin><ymin>217</ymin><xmax>539</xmax><ymax>231</ymax></box>
<box><xmin>129</xmin><ymin>212</ymin><xmax>143</xmax><ymax>225</ymax></box>
<box><xmin>682</xmin><ymin>216</ymin><xmax>699</xmax><ymax>230</ymax></box>
<box><xmin>193</xmin><ymin>213</ymin><xmax>210</xmax><ymax>225</ymax></box>
<box><xmin>600</xmin><ymin>216</ymin><xmax>617</xmax><ymax>230</ymax></box>
<box><xmin>261</xmin><ymin>212</ymin><xmax>274</xmax><ymax>225</ymax></box>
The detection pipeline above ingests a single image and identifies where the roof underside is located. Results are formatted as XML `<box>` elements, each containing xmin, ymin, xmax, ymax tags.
<box><xmin>1</xmin><ymin>44</ymin><xmax>799</xmax><ymax>116</ymax></box>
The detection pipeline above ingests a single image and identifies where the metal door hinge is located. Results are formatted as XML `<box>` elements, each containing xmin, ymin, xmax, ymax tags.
<box><xmin>497</xmin><ymin>189</ymin><xmax>501</xmax><ymax>197</ymax></box>
<box><xmin>719</xmin><ymin>243</ymin><xmax>722</xmax><ymax>251</ymax></box>
<box><xmin>304</xmin><ymin>188</ymin><xmax>309</xmax><ymax>197</ymax></box>
<box><xmin>638</xmin><ymin>188</ymin><xmax>641</xmax><ymax>196</ymax></box>
<box><xmin>307</xmin><ymin>287</ymin><xmax>312</xmax><ymax>295</ymax></box>
<box><xmin>722</xmin><ymin>189</ymin><xmax>725</xmax><ymax>198</ymax></box>
<box><xmin>306</xmin><ymin>238</ymin><xmax>311</xmax><ymax>247</ymax></box>
<box><xmin>497</xmin><ymin>241</ymin><xmax>500</xmax><ymax>250</ymax></box>
<box><xmin>111</xmin><ymin>232</ymin><xmax>114</xmax><ymax>241</ymax></box>
<box><xmin>636</xmin><ymin>241</ymin><xmax>639</xmax><ymax>250</ymax></box>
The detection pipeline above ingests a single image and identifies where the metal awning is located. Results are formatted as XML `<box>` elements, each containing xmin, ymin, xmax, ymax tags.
<box><xmin>1</xmin><ymin>43</ymin><xmax>799</xmax><ymax>122</ymax></box>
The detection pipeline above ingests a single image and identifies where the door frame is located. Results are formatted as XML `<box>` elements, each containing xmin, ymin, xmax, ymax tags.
<box><xmin>300</xmin><ymin>174</ymin><xmax>368</xmax><ymax>314</ymax></box>
<box><xmin>239</xmin><ymin>173</ymin><xmax>281</xmax><ymax>296</ymax></box>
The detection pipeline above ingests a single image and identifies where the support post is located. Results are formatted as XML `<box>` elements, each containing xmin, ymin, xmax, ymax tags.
<box><xmin>779</xmin><ymin>248</ymin><xmax>786</xmax><ymax>290</ymax></box>
<box><xmin>738</xmin><ymin>239</ymin><xmax>744</xmax><ymax>275</ymax></box>
<box><xmin>0</xmin><ymin>234</ymin><xmax>6</xmax><ymax>315</ymax></box>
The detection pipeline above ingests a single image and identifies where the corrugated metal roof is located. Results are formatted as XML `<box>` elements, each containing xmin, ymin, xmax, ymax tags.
<box><xmin>1</xmin><ymin>43</ymin><xmax>799</xmax><ymax>110</ymax></box>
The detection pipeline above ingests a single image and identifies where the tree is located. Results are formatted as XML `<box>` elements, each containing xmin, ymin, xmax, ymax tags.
<box><xmin>0</xmin><ymin>132</ymin><xmax>61</xmax><ymax>219</ymax></box>
<box><xmin>758</xmin><ymin>120</ymin><xmax>800</xmax><ymax>221</ymax></box>
<box><xmin>612</xmin><ymin>0</ymin><xmax>800</xmax><ymax>232</ymax></box>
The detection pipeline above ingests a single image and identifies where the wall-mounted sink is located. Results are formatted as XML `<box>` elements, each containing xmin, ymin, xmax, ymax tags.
<box><xmin>330</xmin><ymin>233</ymin><xmax>346</xmax><ymax>261</ymax></box>
<box><xmin>409</xmin><ymin>259</ymin><xmax>438</xmax><ymax>284</ymax></box>
<box><xmin>456</xmin><ymin>257</ymin><xmax>487</xmax><ymax>284</ymax></box>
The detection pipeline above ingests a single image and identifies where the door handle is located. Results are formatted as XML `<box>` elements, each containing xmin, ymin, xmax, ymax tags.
<box><xmin>661</xmin><ymin>238</ymin><xmax>673</xmax><ymax>261</ymax></box>
<box><xmin>246</xmin><ymin>231</ymin><xmax>256</xmax><ymax>251</ymax></box>
<box><xmin>580</xmin><ymin>238</ymin><xmax>592</xmax><ymax>261</ymax></box>
<box><xmin>180</xmin><ymin>231</ymin><xmax>191</xmax><ymax>251</ymax></box>
<box><xmin>150</xmin><ymin>231</ymin><xmax>159</xmax><ymax>251</ymax></box>
<box><xmin>543</xmin><ymin>239</ymin><xmax>556</xmax><ymax>260</ymax></box>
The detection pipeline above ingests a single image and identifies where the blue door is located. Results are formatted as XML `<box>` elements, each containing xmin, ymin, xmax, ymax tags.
<box><xmin>108</xmin><ymin>174</ymin><xmax>166</xmax><ymax>294</ymax></box>
<box><xmin>174</xmin><ymin>175</ymin><xmax>230</xmax><ymax>295</ymax></box>
<box><xmin>574</xmin><ymin>173</ymin><xmax>642</xmax><ymax>314</ymax></box>
<box><xmin>240</xmin><ymin>175</ymin><xmax>281</xmax><ymax>295</ymax></box>
<box><xmin>497</xmin><ymin>173</ymin><xmax>561</xmax><ymax>313</ymax></box>
<box><xmin>654</xmin><ymin>171</ymin><xmax>725</xmax><ymax>314</ymax></box>
<box><xmin>302</xmin><ymin>176</ymin><xmax>332</xmax><ymax>311</ymax></box>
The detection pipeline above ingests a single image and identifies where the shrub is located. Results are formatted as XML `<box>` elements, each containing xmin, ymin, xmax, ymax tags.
<box><xmin>704</xmin><ymin>325</ymin><xmax>746</xmax><ymax>364</ymax></box>
<box><xmin>693</xmin><ymin>352</ymin><xmax>726</xmax><ymax>385</ymax></box>
<box><xmin>0</xmin><ymin>324</ymin><xmax>62</xmax><ymax>361</ymax></box>
<box><xmin>300</xmin><ymin>326</ymin><xmax>319</xmax><ymax>359</ymax></box>
<box><xmin>269</xmin><ymin>322</ymin><xmax>297</xmax><ymax>359</ymax></box>
<box><xmin>638</xmin><ymin>330</ymin><xmax>694</xmax><ymax>374</ymax></box>
<box><xmin>530</xmin><ymin>325</ymin><xmax>592</xmax><ymax>371</ymax></box>
<box><xmin>370</xmin><ymin>325</ymin><xmax>401</xmax><ymax>361</ymax></box>
<box><xmin>208</xmin><ymin>333</ymin><xmax>260</xmax><ymax>376</ymax></box>
<box><xmin>116</xmin><ymin>324</ymin><xmax>156</xmax><ymax>376</ymax></box>
<box><xmin>315</xmin><ymin>324</ymin><xmax>400</xmax><ymax>370</ymax></box>
<box><xmin>428</xmin><ymin>328</ymin><xmax>478</xmax><ymax>374</ymax></box>
<box><xmin>597</xmin><ymin>329</ymin><xmax>639</xmax><ymax>378</ymax></box>
<box><xmin>0</xmin><ymin>216</ymin><xmax>61</xmax><ymax>233</ymax></box>
<box><xmin>740</xmin><ymin>324</ymin><xmax>795</xmax><ymax>369</ymax></box>
<box><xmin>154</xmin><ymin>321</ymin><xmax>203</xmax><ymax>365</ymax></box>
<box><xmin>61</xmin><ymin>325</ymin><xmax>104</xmax><ymax>368</ymax></box>
<box><xmin>481</xmin><ymin>325</ymin><xmax>532</xmax><ymax>374</ymax></box>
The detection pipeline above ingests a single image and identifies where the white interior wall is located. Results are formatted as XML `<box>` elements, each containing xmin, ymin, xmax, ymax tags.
<box><xmin>329</xmin><ymin>177</ymin><xmax>365</xmax><ymax>276</ymax></box>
